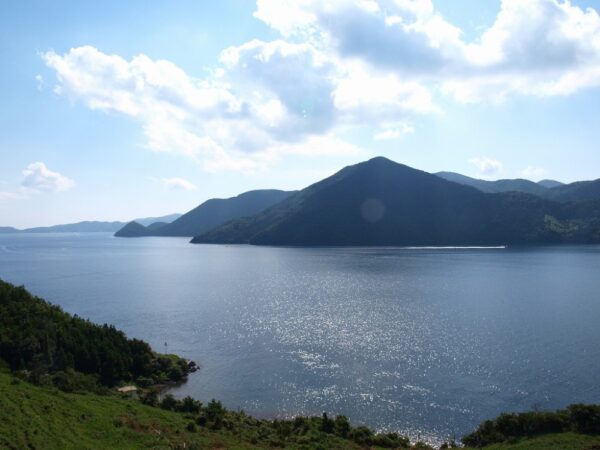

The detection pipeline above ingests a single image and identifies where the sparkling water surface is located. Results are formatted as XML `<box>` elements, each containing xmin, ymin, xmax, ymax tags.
<box><xmin>1</xmin><ymin>233</ymin><xmax>599</xmax><ymax>445</ymax></box>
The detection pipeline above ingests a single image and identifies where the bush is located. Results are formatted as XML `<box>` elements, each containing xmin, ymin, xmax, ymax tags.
<box><xmin>178</xmin><ymin>396</ymin><xmax>202</xmax><ymax>414</ymax></box>
<box><xmin>140</xmin><ymin>389</ymin><xmax>158</xmax><ymax>407</ymax></box>
<box><xmin>206</xmin><ymin>399</ymin><xmax>225</xmax><ymax>422</ymax></box>
<box><xmin>160</xmin><ymin>394</ymin><xmax>179</xmax><ymax>411</ymax></box>
<box><xmin>334</xmin><ymin>415</ymin><xmax>350</xmax><ymax>437</ymax></box>
<box><xmin>569</xmin><ymin>404</ymin><xmax>600</xmax><ymax>434</ymax></box>
<box><xmin>462</xmin><ymin>404</ymin><xmax>600</xmax><ymax>447</ymax></box>
<box><xmin>320</xmin><ymin>413</ymin><xmax>334</xmax><ymax>433</ymax></box>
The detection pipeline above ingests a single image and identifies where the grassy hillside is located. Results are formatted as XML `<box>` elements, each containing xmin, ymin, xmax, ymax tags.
<box><xmin>477</xmin><ymin>433</ymin><xmax>600</xmax><ymax>449</ymax></box>
<box><xmin>0</xmin><ymin>371</ymin><xmax>422</xmax><ymax>450</ymax></box>
<box><xmin>2</xmin><ymin>371</ymin><xmax>600</xmax><ymax>450</ymax></box>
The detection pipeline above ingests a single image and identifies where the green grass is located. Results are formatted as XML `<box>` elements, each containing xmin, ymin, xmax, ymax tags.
<box><xmin>0</xmin><ymin>372</ymin><xmax>414</xmax><ymax>449</ymax></box>
<box><xmin>1</xmin><ymin>372</ymin><xmax>599</xmax><ymax>450</ymax></box>
<box><xmin>469</xmin><ymin>432</ymin><xmax>600</xmax><ymax>450</ymax></box>
<box><xmin>0</xmin><ymin>372</ymin><xmax>252</xmax><ymax>450</ymax></box>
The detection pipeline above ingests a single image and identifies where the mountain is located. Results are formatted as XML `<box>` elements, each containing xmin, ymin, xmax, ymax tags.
<box><xmin>114</xmin><ymin>221</ymin><xmax>151</xmax><ymax>237</ymax></box>
<box><xmin>115</xmin><ymin>189</ymin><xmax>294</xmax><ymax>238</ymax></box>
<box><xmin>545</xmin><ymin>179</ymin><xmax>600</xmax><ymax>203</ymax></box>
<box><xmin>538</xmin><ymin>179</ymin><xmax>564</xmax><ymax>189</ymax></box>
<box><xmin>193</xmin><ymin>157</ymin><xmax>600</xmax><ymax>246</ymax></box>
<box><xmin>436</xmin><ymin>172</ymin><xmax>600</xmax><ymax>203</ymax></box>
<box><xmin>1</xmin><ymin>213</ymin><xmax>181</xmax><ymax>234</ymax></box>
<box><xmin>145</xmin><ymin>221</ymin><xmax>168</xmax><ymax>231</ymax></box>
<box><xmin>24</xmin><ymin>221</ymin><xmax>128</xmax><ymax>233</ymax></box>
<box><xmin>0</xmin><ymin>226</ymin><xmax>20</xmax><ymax>234</ymax></box>
<box><xmin>135</xmin><ymin>213</ymin><xmax>182</xmax><ymax>227</ymax></box>
<box><xmin>436</xmin><ymin>172</ymin><xmax>548</xmax><ymax>196</ymax></box>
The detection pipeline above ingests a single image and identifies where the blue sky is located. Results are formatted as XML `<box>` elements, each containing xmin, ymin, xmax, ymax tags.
<box><xmin>1</xmin><ymin>0</ymin><xmax>600</xmax><ymax>228</ymax></box>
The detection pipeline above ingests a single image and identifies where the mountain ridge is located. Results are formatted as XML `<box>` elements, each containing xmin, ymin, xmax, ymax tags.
<box><xmin>193</xmin><ymin>157</ymin><xmax>600</xmax><ymax>246</ymax></box>
<box><xmin>1</xmin><ymin>214</ymin><xmax>181</xmax><ymax>234</ymax></box>
<box><xmin>114</xmin><ymin>189</ymin><xmax>295</xmax><ymax>238</ymax></box>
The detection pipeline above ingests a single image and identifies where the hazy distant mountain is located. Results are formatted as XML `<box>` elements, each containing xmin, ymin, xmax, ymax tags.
<box><xmin>436</xmin><ymin>172</ymin><xmax>548</xmax><ymax>196</ymax></box>
<box><xmin>115</xmin><ymin>190</ymin><xmax>295</xmax><ymax>238</ymax></box>
<box><xmin>193</xmin><ymin>157</ymin><xmax>600</xmax><ymax>246</ymax></box>
<box><xmin>135</xmin><ymin>214</ymin><xmax>182</xmax><ymax>227</ymax></box>
<box><xmin>114</xmin><ymin>221</ymin><xmax>151</xmax><ymax>237</ymax></box>
<box><xmin>1</xmin><ymin>213</ymin><xmax>181</xmax><ymax>234</ymax></box>
<box><xmin>24</xmin><ymin>221</ymin><xmax>127</xmax><ymax>233</ymax></box>
<box><xmin>538</xmin><ymin>179</ymin><xmax>564</xmax><ymax>189</ymax></box>
<box><xmin>437</xmin><ymin>171</ymin><xmax>600</xmax><ymax>203</ymax></box>
<box><xmin>0</xmin><ymin>227</ymin><xmax>20</xmax><ymax>234</ymax></box>
<box><xmin>145</xmin><ymin>222</ymin><xmax>168</xmax><ymax>231</ymax></box>
<box><xmin>545</xmin><ymin>179</ymin><xmax>600</xmax><ymax>203</ymax></box>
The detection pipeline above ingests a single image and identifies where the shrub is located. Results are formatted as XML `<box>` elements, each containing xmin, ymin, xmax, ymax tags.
<box><xmin>569</xmin><ymin>404</ymin><xmax>600</xmax><ymax>434</ymax></box>
<box><xmin>178</xmin><ymin>396</ymin><xmax>202</xmax><ymax>414</ymax></box>
<box><xmin>160</xmin><ymin>394</ymin><xmax>179</xmax><ymax>411</ymax></box>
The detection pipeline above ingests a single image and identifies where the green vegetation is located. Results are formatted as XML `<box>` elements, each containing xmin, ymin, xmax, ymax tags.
<box><xmin>0</xmin><ymin>280</ymin><xmax>195</xmax><ymax>388</ymax></box>
<box><xmin>469</xmin><ymin>432</ymin><xmax>600</xmax><ymax>450</ymax></box>
<box><xmin>462</xmin><ymin>404</ymin><xmax>600</xmax><ymax>448</ymax></box>
<box><xmin>0</xmin><ymin>371</ymin><xmax>425</xmax><ymax>450</ymax></box>
<box><xmin>1</xmin><ymin>279</ymin><xmax>599</xmax><ymax>449</ymax></box>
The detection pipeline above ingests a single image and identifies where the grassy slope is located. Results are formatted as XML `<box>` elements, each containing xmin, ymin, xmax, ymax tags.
<box><xmin>2</xmin><ymin>372</ymin><xmax>599</xmax><ymax>450</ymax></box>
<box><xmin>473</xmin><ymin>432</ymin><xmax>600</xmax><ymax>450</ymax></box>
<box><xmin>0</xmin><ymin>372</ymin><xmax>393</xmax><ymax>450</ymax></box>
<box><xmin>0</xmin><ymin>372</ymin><xmax>245</xmax><ymax>450</ymax></box>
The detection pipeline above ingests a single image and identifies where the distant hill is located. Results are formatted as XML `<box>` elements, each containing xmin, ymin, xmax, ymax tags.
<box><xmin>545</xmin><ymin>179</ymin><xmax>600</xmax><ymax>203</ymax></box>
<box><xmin>24</xmin><ymin>221</ymin><xmax>128</xmax><ymax>233</ymax></box>
<box><xmin>115</xmin><ymin>190</ymin><xmax>295</xmax><ymax>238</ymax></box>
<box><xmin>145</xmin><ymin>221</ymin><xmax>168</xmax><ymax>231</ymax></box>
<box><xmin>436</xmin><ymin>172</ymin><xmax>600</xmax><ymax>203</ymax></box>
<box><xmin>436</xmin><ymin>172</ymin><xmax>549</xmax><ymax>196</ymax></box>
<box><xmin>135</xmin><ymin>213</ymin><xmax>182</xmax><ymax>227</ymax></box>
<box><xmin>193</xmin><ymin>157</ymin><xmax>600</xmax><ymax>246</ymax></box>
<box><xmin>114</xmin><ymin>221</ymin><xmax>151</xmax><ymax>237</ymax></box>
<box><xmin>0</xmin><ymin>213</ymin><xmax>181</xmax><ymax>234</ymax></box>
<box><xmin>538</xmin><ymin>179</ymin><xmax>564</xmax><ymax>189</ymax></box>
<box><xmin>0</xmin><ymin>226</ymin><xmax>20</xmax><ymax>234</ymax></box>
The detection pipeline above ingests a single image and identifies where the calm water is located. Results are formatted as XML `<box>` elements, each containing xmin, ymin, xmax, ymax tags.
<box><xmin>1</xmin><ymin>233</ymin><xmax>599</xmax><ymax>444</ymax></box>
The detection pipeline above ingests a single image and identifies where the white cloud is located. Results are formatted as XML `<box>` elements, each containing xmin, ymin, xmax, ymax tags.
<box><xmin>161</xmin><ymin>177</ymin><xmax>197</xmax><ymax>191</ymax></box>
<box><xmin>0</xmin><ymin>162</ymin><xmax>74</xmax><ymax>202</ymax></box>
<box><xmin>522</xmin><ymin>166</ymin><xmax>547</xmax><ymax>180</ymax></box>
<box><xmin>373</xmin><ymin>122</ymin><xmax>414</xmax><ymax>140</ymax></box>
<box><xmin>255</xmin><ymin>0</ymin><xmax>600</xmax><ymax>102</ymax></box>
<box><xmin>35</xmin><ymin>74</ymin><xmax>45</xmax><ymax>91</ymax></box>
<box><xmin>469</xmin><ymin>157</ymin><xmax>503</xmax><ymax>176</ymax></box>
<box><xmin>21</xmin><ymin>162</ymin><xmax>75</xmax><ymax>192</ymax></box>
<box><xmin>42</xmin><ymin>1</ymin><xmax>600</xmax><ymax>171</ymax></box>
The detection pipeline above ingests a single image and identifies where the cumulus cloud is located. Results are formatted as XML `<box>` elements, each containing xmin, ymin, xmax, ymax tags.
<box><xmin>42</xmin><ymin>0</ymin><xmax>600</xmax><ymax>170</ymax></box>
<box><xmin>373</xmin><ymin>122</ymin><xmax>415</xmax><ymax>140</ymax></box>
<box><xmin>0</xmin><ymin>162</ymin><xmax>74</xmax><ymax>202</ymax></box>
<box><xmin>522</xmin><ymin>166</ymin><xmax>547</xmax><ymax>180</ymax></box>
<box><xmin>469</xmin><ymin>157</ymin><xmax>503</xmax><ymax>176</ymax></box>
<box><xmin>161</xmin><ymin>177</ymin><xmax>197</xmax><ymax>191</ymax></box>
<box><xmin>43</xmin><ymin>45</ymin><xmax>368</xmax><ymax>171</ymax></box>
<box><xmin>21</xmin><ymin>162</ymin><xmax>75</xmax><ymax>192</ymax></box>
<box><xmin>255</xmin><ymin>0</ymin><xmax>600</xmax><ymax>101</ymax></box>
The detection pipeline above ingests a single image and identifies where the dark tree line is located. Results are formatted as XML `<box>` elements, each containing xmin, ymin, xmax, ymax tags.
<box><xmin>463</xmin><ymin>404</ymin><xmax>600</xmax><ymax>447</ymax></box>
<box><xmin>0</xmin><ymin>280</ymin><xmax>192</xmax><ymax>387</ymax></box>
